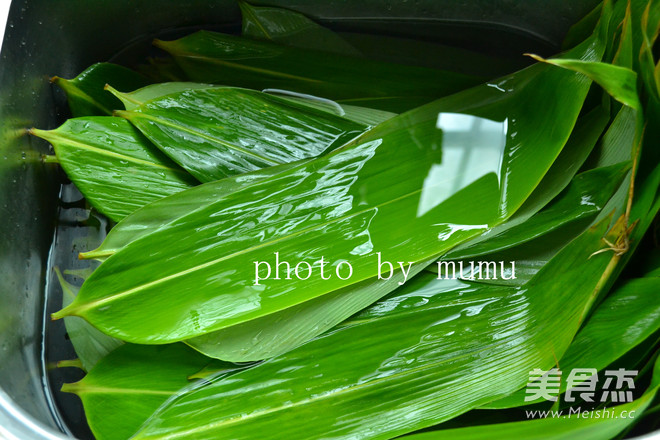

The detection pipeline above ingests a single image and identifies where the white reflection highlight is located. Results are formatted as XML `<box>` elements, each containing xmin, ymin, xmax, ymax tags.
<box><xmin>417</xmin><ymin>113</ymin><xmax>507</xmax><ymax>217</ymax></box>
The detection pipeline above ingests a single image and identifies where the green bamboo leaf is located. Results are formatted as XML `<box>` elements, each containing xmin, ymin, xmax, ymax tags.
<box><xmin>52</xmin><ymin>63</ymin><xmax>151</xmax><ymax>117</ymax></box>
<box><xmin>116</xmin><ymin>87</ymin><xmax>369</xmax><ymax>182</ymax></box>
<box><xmin>403</xmin><ymin>357</ymin><xmax>660</xmax><ymax>440</ymax></box>
<box><xmin>80</xmin><ymin>160</ymin><xmax>308</xmax><ymax>261</ymax></box>
<box><xmin>108</xmin><ymin>82</ymin><xmax>215</xmax><ymax>111</ymax></box>
<box><xmin>484</xmin><ymin>276</ymin><xmax>660</xmax><ymax>409</ymax></box>
<box><xmin>430</xmin><ymin>213</ymin><xmax>595</xmax><ymax>288</ymax></box>
<box><xmin>184</xmin><ymin>261</ymin><xmax>430</xmax><ymax>361</ymax></box>
<box><xmin>262</xmin><ymin>89</ymin><xmax>397</xmax><ymax>126</ymax></box>
<box><xmin>129</xmin><ymin>217</ymin><xmax>617</xmax><ymax>440</ymax></box>
<box><xmin>61</xmin><ymin>344</ymin><xmax>229</xmax><ymax>440</ymax></box>
<box><xmin>153</xmin><ymin>31</ymin><xmax>482</xmax><ymax>112</ymax></box>
<box><xmin>481</xmin><ymin>156</ymin><xmax>660</xmax><ymax>410</ymax></box>
<box><xmin>444</xmin><ymin>106</ymin><xmax>609</xmax><ymax>258</ymax></box>
<box><xmin>53</xmin><ymin>32</ymin><xmax>603</xmax><ymax>345</ymax></box>
<box><xmin>82</xmin><ymin>169</ymin><xmax>430</xmax><ymax>362</ymax></box>
<box><xmin>445</xmin><ymin>163</ymin><xmax>630</xmax><ymax>260</ymax></box>
<box><xmin>30</xmin><ymin>117</ymin><xmax>197</xmax><ymax>222</ymax></box>
<box><xmin>54</xmin><ymin>268</ymin><xmax>122</xmax><ymax>372</ymax></box>
<box><xmin>590</xmin><ymin>106</ymin><xmax>637</xmax><ymax>225</ymax></box>
<box><xmin>611</xmin><ymin>2</ymin><xmax>634</xmax><ymax>69</ymax></box>
<box><xmin>239</xmin><ymin>2</ymin><xmax>361</xmax><ymax>56</ymax></box>
<box><xmin>527</xmin><ymin>55</ymin><xmax>640</xmax><ymax>110</ymax></box>
<box><xmin>108</xmin><ymin>82</ymin><xmax>396</xmax><ymax>126</ymax></box>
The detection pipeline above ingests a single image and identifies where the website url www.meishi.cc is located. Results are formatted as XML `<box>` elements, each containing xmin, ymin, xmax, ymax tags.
<box><xmin>526</xmin><ymin>407</ymin><xmax>636</xmax><ymax>420</ymax></box>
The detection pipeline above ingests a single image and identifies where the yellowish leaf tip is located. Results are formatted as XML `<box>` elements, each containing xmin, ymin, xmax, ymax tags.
<box><xmin>57</xmin><ymin>359</ymin><xmax>84</xmax><ymax>370</ymax></box>
<box><xmin>51</xmin><ymin>304</ymin><xmax>76</xmax><ymax>321</ymax></box>
<box><xmin>525</xmin><ymin>53</ymin><xmax>547</xmax><ymax>63</ymax></box>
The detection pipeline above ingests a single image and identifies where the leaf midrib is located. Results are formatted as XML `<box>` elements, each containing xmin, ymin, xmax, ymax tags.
<box><xmin>73</xmin><ymin>176</ymin><xmax>479</xmax><ymax>318</ymax></box>
<box><xmin>176</xmin><ymin>50</ymin><xmax>323</xmax><ymax>84</ymax></box>
<box><xmin>136</xmin><ymin>327</ymin><xmax>529</xmax><ymax>439</ymax></box>
<box><xmin>128</xmin><ymin>111</ymin><xmax>283</xmax><ymax>167</ymax></box>
<box><xmin>45</xmin><ymin>131</ymin><xmax>187</xmax><ymax>173</ymax></box>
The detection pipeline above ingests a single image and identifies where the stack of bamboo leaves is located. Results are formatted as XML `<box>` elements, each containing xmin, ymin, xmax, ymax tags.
<box><xmin>32</xmin><ymin>1</ymin><xmax>660</xmax><ymax>439</ymax></box>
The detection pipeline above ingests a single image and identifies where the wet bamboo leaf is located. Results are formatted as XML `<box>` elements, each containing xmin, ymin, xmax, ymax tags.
<box><xmin>445</xmin><ymin>106</ymin><xmax>609</xmax><ymax>258</ymax></box>
<box><xmin>54</xmin><ymin>268</ymin><xmax>122</xmax><ymax>372</ymax></box>
<box><xmin>430</xmin><ymin>212</ymin><xmax>599</xmax><ymax>288</ymax></box>
<box><xmin>262</xmin><ymin>89</ymin><xmax>397</xmax><ymax>126</ymax></box>
<box><xmin>109</xmin><ymin>82</ymin><xmax>215</xmax><ymax>111</ymax></box>
<box><xmin>129</xmin><ymin>217</ymin><xmax>617</xmax><ymax>440</ymax></box>
<box><xmin>30</xmin><ymin>117</ymin><xmax>198</xmax><ymax>222</ymax></box>
<box><xmin>52</xmin><ymin>63</ymin><xmax>151</xmax><ymax>117</ymax></box>
<box><xmin>403</xmin><ymin>357</ymin><xmax>660</xmax><ymax>440</ymax></box>
<box><xmin>61</xmin><ymin>344</ymin><xmax>225</xmax><ymax>440</ymax></box>
<box><xmin>481</xmin><ymin>154</ymin><xmax>660</xmax><ymax>410</ymax></box>
<box><xmin>116</xmin><ymin>87</ymin><xmax>369</xmax><ymax>182</ymax></box>
<box><xmin>153</xmin><ymin>31</ymin><xmax>482</xmax><ymax>112</ymax></box>
<box><xmin>484</xmin><ymin>276</ymin><xmax>660</xmax><ymax>409</ymax></box>
<box><xmin>80</xmin><ymin>160</ymin><xmax>308</xmax><ymax>261</ymax></box>
<box><xmin>109</xmin><ymin>82</ymin><xmax>396</xmax><ymax>126</ymax></box>
<box><xmin>445</xmin><ymin>163</ymin><xmax>629</xmax><ymax>260</ymax></box>
<box><xmin>82</xmin><ymin>168</ymin><xmax>432</xmax><ymax>362</ymax></box>
<box><xmin>239</xmin><ymin>2</ymin><xmax>361</xmax><ymax>56</ymax></box>
<box><xmin>53</xmin><ymin>33</ymin><xmax>603</xmax><ymax>344</ymax></box>
<box><xmin>590</xmin><ymin>107</ymin><xmax>637</xmax><ymax>225</ymax></box>
<box><xmin>184</xmin><ymin>261</ymin><xmax>430</xmax><ymax>362</ymax></box>
<box><xmin>528</xmin><ymin>55</ymin><xmax>640</xmax><ymax>110</ymax></box>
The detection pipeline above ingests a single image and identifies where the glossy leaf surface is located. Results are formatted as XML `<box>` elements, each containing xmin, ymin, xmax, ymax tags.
<box><xmin>31</xmin><ymin>117</ymin><xmax>197</xmax><ymax>222</ymax></box>
<box><xmin>445</xmin><ymin>163</ymin><xmax>629</xmax><ymax>259</ymax></box>
<box><xmin>104</xmin><ymin>157</ymin><xmax>623</xmax><ymax>361</ymax></box>
<box><xmin>130</xmin><ymin>218</ymin><xmax>616</xmax><ymax>440</ymax></box>
<box><xmin>529</xmin><ymin>55</ymin><xmax>640</xmax><ymax>110</ymax></box>
<box><xmin>61</xmin><ymin>344</ymin><xmax>218</xmax><ymax>440</ymax></box>
<box><xmin>54</xmin><ymin>34</ymin><xmax>602</xmax><ymax>344</ymax></box>
<box><xmin>110</xmin><ymin>82</ymin><xmax>396</xmax><ymax>126</ymax></box>
<box><xmin>52</xmin><ymin>63</ymin><xmax>151</xmax><ymax>117</ymax></box>
<box><xmin>403</xmin><ymin>357</ymin><xmax>660</xmax><ymax>440</ymax></box>
<box><xmin>184</xmin><ymin>262</ymin><xmax>429</xmax><ymax>361</ymax></box>
<box><xmin>81</xmin><ymin>160</ymin><xmax>307</xmax><ymax>260</ymax></box>
<box><xmin>154</xmin><ymin>31</ymin><xmax>482</xmax><ymax>112</ymax></box>
<box><xmin>117</xmin><ymin>87</ymin><xmax>368</xmax><ymax>182</ymax></box>
<box><xmin>446</xmin><ymin>106</ymin><xmax>609</xmax><ymax>259</ymax></box>
<box><xmin>484</xmin><ymin>275</ymin><xmax>660</xmax><ymax>409</ymax></box>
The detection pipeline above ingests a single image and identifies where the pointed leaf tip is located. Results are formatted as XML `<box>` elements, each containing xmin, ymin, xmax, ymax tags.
<box><xmin>152</xmin><ymin>39</ymin><xmax>168</xmax><ymax>50</ymax></box>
